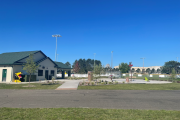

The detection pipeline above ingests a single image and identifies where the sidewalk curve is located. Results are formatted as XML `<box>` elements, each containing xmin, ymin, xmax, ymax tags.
<box><xmin>56</xmin><ymin>80</ymin><xmax>82</xmax><ymax>90</ymax></box>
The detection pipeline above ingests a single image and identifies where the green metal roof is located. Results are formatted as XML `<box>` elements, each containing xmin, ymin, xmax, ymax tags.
<box><xmin>0</xmin><ymin>50</ymin><xmax>40</xmax><ymax>65</ymax></box>
<box><xmin>54</xmin><ymin>62</ymin><xmax>72</xmax><ymax>69</ymax></box>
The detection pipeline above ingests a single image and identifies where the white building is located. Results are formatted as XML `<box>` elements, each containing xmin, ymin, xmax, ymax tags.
<box><xmin>114</xmin><ymin>65</ymin><xmax>161</xmax><ymax>73</ymax></box>
<box><xmin>0</xmin><ymin>50</ymin><xmax>71</xmax><ymax>82</ymax></box>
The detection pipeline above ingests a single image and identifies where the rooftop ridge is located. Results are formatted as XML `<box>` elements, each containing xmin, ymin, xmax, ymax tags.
<box><xmin>0</xmin><ymin>50</ymin><xmax>40</xmax><ymax>54</ymax></box>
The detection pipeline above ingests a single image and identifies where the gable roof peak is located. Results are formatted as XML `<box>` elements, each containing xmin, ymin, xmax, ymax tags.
<box><xmin>0</xmin><ymin>50</ymin><xmax>42</xmax><ymax>65</ymax></box>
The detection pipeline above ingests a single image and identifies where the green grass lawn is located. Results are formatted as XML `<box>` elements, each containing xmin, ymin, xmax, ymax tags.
<box><xmin>0</xmin><ymin>83</ymin><xmax>62</xmax><ymax>90</ymax></box>
<box><xmin>78</xmin><ymin>83</ymin><xmax>180</xmax><ymax>90</ymax></box>
<box><xmin>0</xmin><ymin>108</ymin><xmax>180</xmax><ymax>120</ymax></box>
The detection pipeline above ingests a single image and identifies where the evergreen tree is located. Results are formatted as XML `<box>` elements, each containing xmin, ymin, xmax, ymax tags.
<box><xmin>65</xmin><ymin>61</ymin><xmax>71</xmax><ymax>67</ymax></box>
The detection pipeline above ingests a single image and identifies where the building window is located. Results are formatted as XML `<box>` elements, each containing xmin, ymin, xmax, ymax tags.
<box><xmin>51</xmin><ymin>70</ymin><xmax>54</xmax><ymax>76</ymax></box>
<box><xmin>38</xmin><ymin>70</ymin><xmax>43</xmax><ymax>76</ymax></box>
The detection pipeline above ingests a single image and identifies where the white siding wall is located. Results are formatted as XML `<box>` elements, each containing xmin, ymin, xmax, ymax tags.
<box><xmin>18</xmin><ymin>52</ymin><xmax>45</xmax><ymax>63</ymax></box>
<box><xmin>35</xmin><ymin>58</ymin><xmax>57</xmax><ymax>80</ymax></box>
<box><xmin>0</xmin><ymin>67</ymin><xmax>13</xmax><ymax>82</ymax></box>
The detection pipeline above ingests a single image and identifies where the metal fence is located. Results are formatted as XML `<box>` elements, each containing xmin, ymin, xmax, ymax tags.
<box><xmin>102</xmin><ymin>71</ymin><xmax>121</xmax><ymax>78</ymax></box>
<box><xmin>57</xmin><ymin>71</ymin><xmax>121</xmax><ymax>78</ymax></box>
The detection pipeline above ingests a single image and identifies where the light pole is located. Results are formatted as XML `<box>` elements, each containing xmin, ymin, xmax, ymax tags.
<box><xmin>177</xmin><ymin>57</ymin><xmax>179</xmax><ymax>74</ymax></box>
<box><xmin>111</xmin><ymin>51</ymin><xmax>113</xmax><ymax>69</ymax></box>
<box><xmin>94</xmin><ymin>53</ymin><xmax>96</xmax><ymax>72</ymax></box>
<box><xmin>52</xmin><ymin>34</ymin><xmax>62</xmax><ymax>61</ymax></box>
<box><xmin>141</xmin><ymin>57</ymin><xmax>145</xmax><ymax>74</ymax></box>
<box><xmin>111</xmin><ymin>51</ymin><xmax>113</xmax><ymax>81</ymax></box>
<box><xmin>57</xmin><ymin>54</ymin><xmax>59</xmax><ymax>61</ymax></box>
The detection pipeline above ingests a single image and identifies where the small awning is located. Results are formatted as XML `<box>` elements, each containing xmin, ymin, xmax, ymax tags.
<box><xmin>54</xmin><ymin>61</ymin><xmax>72</xmax><ymax>69</ymax></box>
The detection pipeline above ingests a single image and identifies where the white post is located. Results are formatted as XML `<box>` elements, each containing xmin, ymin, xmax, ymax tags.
<box><xmin>52</xmin><ymin>34</ymin><xmax>62</xmax><ymax>61</ymax></box>
<box><xmin>55</xmin><ymin>36</ymin><xmax>57</xmax><ymax>61</ymax></box>
<box><xmin>94</xmin><ymin>53</ymin><xmax>96</xmax><ymax>72</ymax></box>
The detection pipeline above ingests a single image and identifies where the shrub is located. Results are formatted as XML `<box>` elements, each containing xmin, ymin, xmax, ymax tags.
<box><xmin>51</xmin><ymin>77</ymin><xmax>55</xmax><ymax>84</ymax></box>
<box><xmin>109</xmin><ymin>82</ymin><xmax>113</xmax><ymax>84</ymax></box>
<box><xmin>101</xmin><ymin>82</ymin><xmax>106</xmax><ymax>85</ymax></box>
<box><xmin>81</xmin><ymin>82</ymin><xmax>84</xmax><ymax>85</ymax></box>
<box><xmin>91</xmin><ymin>81</ymin><xmax>95</xmax><ymax>85</ymax></box>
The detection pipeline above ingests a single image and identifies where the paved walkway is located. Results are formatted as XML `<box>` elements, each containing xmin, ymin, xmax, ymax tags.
<box><xmin>56</xmin><ymin>80</ymin><xmax>82</xmax><ymax>90</ymax></box>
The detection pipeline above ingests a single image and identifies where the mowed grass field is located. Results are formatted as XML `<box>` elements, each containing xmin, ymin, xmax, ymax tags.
<box><xmin>78</xmin><ymin>83</ymin><xmax>180</xmax><ymax>90</ymax></box>
<box><xmin>0</xmin><ymin>83</ymin><xmax>61</xmax><ymax>90</ymax></box>
<box><xmin>0</xmin><ymin>108</ymin><xmax>180</xmax><ymax>120</ymax></box>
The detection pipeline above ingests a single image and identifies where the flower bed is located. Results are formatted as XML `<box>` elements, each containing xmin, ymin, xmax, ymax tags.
<box><xmin>79</xmin><ymin>80</ymin><xmax>120</xmax><ymax>86</ymax></box>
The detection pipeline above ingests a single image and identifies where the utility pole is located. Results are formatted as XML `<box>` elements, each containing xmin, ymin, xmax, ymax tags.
<box><xmin>141</xmin><ymin>57</ymin><xmax>145</xmax><ymax>74</ymax></box>
<box><xmin>129</xmin><ymin>62</ymin><xmax>133</xmax><ymax>81</ymax></box>
<box><xmin>111</xmin><ymin>51</ymin><xmax>113</xmax><ymax>81</ymax></box>
<box><xmin>177</xmin><ymin>57</ymin><xmax>179</xmax><ymax>74</ymax></box>
<box><xmin>94</xmin><ymin>53</ymin><xmax>96</xmax><ymax>72</ymax></box>
<box><xmin>111</xmin><ymin>51</ymin><xmax>113</xmax><ymax>69</ymax></box>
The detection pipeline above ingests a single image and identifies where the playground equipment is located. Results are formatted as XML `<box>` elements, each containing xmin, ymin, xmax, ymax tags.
<box><xmin>14</xmin><ymin>72</ymin><xmax>22</xmax><ymax>82</ymax></box>
<box><xmin>145</xmin><ymin>77</ymin><xmax>149</xmax><ymax>82</ymax></box>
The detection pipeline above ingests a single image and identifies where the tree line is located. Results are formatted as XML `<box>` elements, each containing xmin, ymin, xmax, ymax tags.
<box><xmin>119</xmin><ymin>61</ymin><xmax>180</xmax><ymax>74</ymax></box>
<box><xmin>72</xmin><ymin>59</ymin><xmax>101</xmax><ymax>74</ymax></box>
<box><xmin>65</xmin><ymin>60</ymin><xmax>180</xmax><ymax>75</ymax></box>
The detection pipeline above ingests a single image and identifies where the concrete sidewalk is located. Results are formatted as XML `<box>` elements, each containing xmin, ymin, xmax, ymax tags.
<box><xmin>56</xmin><ymin>80</ymin><xmax>82</xmax><ymax>90</ymax></box>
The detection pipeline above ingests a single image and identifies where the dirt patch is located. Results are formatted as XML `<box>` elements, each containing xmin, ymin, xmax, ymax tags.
<box><xmin>22</xmin><ymin>85</ymin><xmax>36</xmax><ymax>87</ymax></box>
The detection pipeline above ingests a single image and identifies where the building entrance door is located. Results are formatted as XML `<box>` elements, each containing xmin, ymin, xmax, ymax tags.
<box><xmin>45</xmin><ymin>70</ymin><xmax>48</xmax><ymax>80</ymax></box>
<box><xmin>2</xmin><ymin>69</ymin><xmax>7</xmax><ymax>82</ymax></box>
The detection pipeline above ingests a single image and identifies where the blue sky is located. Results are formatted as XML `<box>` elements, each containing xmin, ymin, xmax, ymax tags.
<box><xmin>0</xmin><ymin>0</ymin><xmax>180</xmax><ymax>67</ymax></box>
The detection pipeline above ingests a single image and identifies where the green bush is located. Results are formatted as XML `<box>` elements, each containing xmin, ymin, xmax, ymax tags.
<box><xmin>115</xmin><ymin>81</ymin><xmax>118</xmax><ymax>84</ymax></box>
<box><xmin>101</xmin><ymin>82</ymin><xmax>106</xmax><ymax>85</ymax></box>
<box><xmin>109</xmin><ymin>82</ymin><xmax>113</xmax><ymax>84</ymax></box>
<box><xmin>91</xmin><ymin>81</ymin><xmax>95</xmax><ymax>85</ymax></box>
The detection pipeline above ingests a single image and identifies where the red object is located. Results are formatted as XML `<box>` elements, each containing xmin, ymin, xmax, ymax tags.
<box><xmin>129</xmin><ymin>64</ymin><xmax>133</xmax><ymax>67</ymax></box>
<box><xmin>18</xmin><ymin>74</ymin><xmax>22</xmax><ymax>78</ymax></box>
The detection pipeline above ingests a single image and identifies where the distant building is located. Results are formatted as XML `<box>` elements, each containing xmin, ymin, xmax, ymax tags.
<box><xmin>105</xmin><ymin>64</ymin><xmax>110</xmax><ymax>68</ymax></box>
<box><xmin>114</xmin><ymin>65</ymin><xmax>161</xmax><ymax>73</ymax></box>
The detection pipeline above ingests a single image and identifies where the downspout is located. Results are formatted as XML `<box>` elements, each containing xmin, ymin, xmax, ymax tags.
<box><xmin>11</xmin><ymin>66</ymin><xmax>13</xmax><ymax>82</ymax></box>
